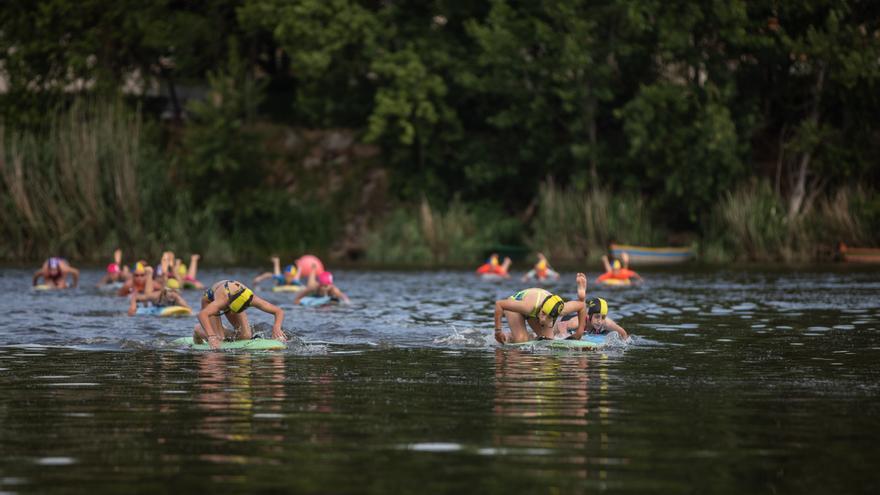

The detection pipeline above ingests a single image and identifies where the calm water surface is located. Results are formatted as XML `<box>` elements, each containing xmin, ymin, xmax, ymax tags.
<box><xmin>1</xmin><ymin>267</ymin><xmax>879</xmax><ymax>494</ymax></box>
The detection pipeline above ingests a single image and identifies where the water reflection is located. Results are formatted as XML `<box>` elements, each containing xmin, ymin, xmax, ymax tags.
<box><xmin>491</xmin><ymin>349</ymin><xmax>625</xmax><ymax>481</ymax></box>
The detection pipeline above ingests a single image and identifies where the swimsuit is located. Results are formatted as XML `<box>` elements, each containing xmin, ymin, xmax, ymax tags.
<box><xmin>509</xmin><ymin>288</ymin><xmax>551</xmax><ymax>318</ymax></box>
<box><xmin>204</xmin><ymin>280</ymin><xmax>244</xmax><ymax>315</ymax></box>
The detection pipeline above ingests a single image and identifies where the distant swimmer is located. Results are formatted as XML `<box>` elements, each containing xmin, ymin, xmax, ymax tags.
<box><xmin>476</xmin><ymin>253</ymin><xmax>511</xmax><ymax>279</ymax></box>
<box><xmin>253</xmin><ymin>256</ymin><xmax>302</xmax><ymax>288</ymax></box>
<box><xmin>493</xmin><ymin>287</ymin><xmax>586</xmax><ymax>344</ymax></box>
<box><xmin>194</xmin><ymin>280</ymin><xmax>286</xmax><ymax>350</ymax></box>
<box><xmin>117</xmin><ymin>261</ymin><xmax>150</xmax><ymax>296</ymax></box>
<box><xmin>555</xmin><ymin>273</ymin><xmax>628</xmax><ymax>340</ymax></box>
<box><xmin>33</xmin><ymin>257</ymin><xmax>79</xmax><ymax>289</ymax></box>
<box><xmin>127</xmin><ymin>266</ymin><xmax>190</xmax><ymax>316</ymax></box>
<box><xmin>521</xmin><ymin>252</ymin><xmax>560</xmax><ymax>282</ymax></box>
<box><xmin>171</xmin><ymin>253</ymin><xmax>204</xmax><ymax>289</ymax></box>
<box><xmin>96</xmin><ymin>249</ymin><xmax>127</xmax><ymax>288</ymax></box>
<box><xmin>294</xmin><ymin>269</ymin><xmax>350</xmax><ymax>304</ymax></box>
<box><xmin>596</xmin><ymin>252</ymin><xmax>642</xmax><ymax>286</ymax></box>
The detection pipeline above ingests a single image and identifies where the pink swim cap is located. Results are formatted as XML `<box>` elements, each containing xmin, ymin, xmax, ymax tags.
<box><xmin>317</xmin><ymin>271</ymin><xmax>333</xmax><ymax>286</ymax></box>
<box><xmin>107</xmin><ymin>263</ymin><xmax>120</xmax><ymax>274</ymax></box>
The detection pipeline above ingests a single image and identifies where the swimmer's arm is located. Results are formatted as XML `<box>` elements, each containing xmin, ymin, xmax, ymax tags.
<box><xmin>68</xmin><ymin>267</ymin><xmax>80</xmax><ymax>287</ymax></box>
<box><xmin>251</xmin><ymin>296</ymin><xmax>286</xmax><ymax>341</ymax></box>
<box><xmin>144</xmin><ymin>267</ymin><xmax>156</xmax><ymax>296</ymax></box>
<box><xmin>252</xmin><ymin>272</ymin><xmax>273</xmax><ymax>285</ymax></box>
<box><xmin>493</xmin><ymin>299</ymin><xmax>531</xmax><ymax>335</ymax></box>
<box><xmin>601</xmin><ymin>255</ymin><xmax>612</xmax><ymax>273</ymax></box>
<box><xmin>32</xmin><ymin>270</ymin><xmax>43</xmax><ymax>286</ymax></box>
<box><xmin>521</xmin><ymin>270</ymin><xmax>535</xmax><ymax>282</ymax></box>
<box><xmin>198</xmin><ymin>298</ymin><xmax>228</xmax><ymax>349</ymax></box>
<box><xmin>332</xmin><ymin>286</ymin><xmax>350</xmax><ymax>303</ymax></box>
<box><xmin>561</xmin><ymin>301</ymin><xmax>586</xmax><ymax>340</ymax></box>
<box><xmin>605</xmin><ymin>318</ymin><xmax>628</xmax><ymax>340</ymax></box>
<box><xmin>173</xmin><ymin>292</ymin><xmax>190</xmax><ymax>309</ymax></box>
<box><xmin>293</xmin><ymin>286</ymin><xmax>315</xmax><ymax>304</ymax></box>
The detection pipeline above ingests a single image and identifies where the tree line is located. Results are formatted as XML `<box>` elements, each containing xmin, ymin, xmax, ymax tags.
<box><xmin>1</xmin><ymin>0</ymin><xmax>878</xmax><ymax>263</ymax></box>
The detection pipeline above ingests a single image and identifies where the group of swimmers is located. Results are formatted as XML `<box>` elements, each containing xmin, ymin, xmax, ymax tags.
<box><xmin>493</xmin><ymin>272</ymin><xmax>628</xmax><ymax>344</ymax></box>
<box><xmin>32</xmin><ymin>250</ymin><xmax>631</xmax><ymax>350</ymax></box>
<box><xmin>32</xmin><ymin>251</ymin><xmax>350</xmax><ymax>350</ymax></box>
<box><xmin>477</xmin><ymin>251</ymin><xmax>642</xmax><ymax>286</ymax></box>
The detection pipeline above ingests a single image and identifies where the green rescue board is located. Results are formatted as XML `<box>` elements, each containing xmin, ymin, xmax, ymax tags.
<box><xmin>171</xmin><ymin>337</ymin><xmax>287</xmax><ymax>350</ymax></box>
<box><xmin>505</xmin><ymin>334</ymin><xmax>607</xmax><ymax>349</ymax></box>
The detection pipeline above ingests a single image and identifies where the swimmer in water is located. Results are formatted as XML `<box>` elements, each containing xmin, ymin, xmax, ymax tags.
<box><xmin>253</xmin><ymin>256</ymin><xmax>301</xmax><ymax>288</ymax></box>
<box><xmin>194</xmin><ymin>280</ymin><xmax>286</xmax><ymax>350</ymax></box>
<box><xmin>117</xmin><ymin>261</ymin><xmax>150</xmax><ymax>296</ymax></box>
<box><xmin>596</xmin><ymin>252</ymin><xmax>642</xmax><ymax>285</ymax></box>
<box><xmin>521</xmin><ymin>252</ymin><xmax>560</xmax><ymax>282</ymax></box>
<box><xmin>554</xmin><ymin>272</ymin><xmax>629</xmax><ymax>340</ymax></box>
<box><xmin>127</xmin><ymin>266</ymin><xmax>190</xmax><ymax>316</ymax></box>
<box><xmin>293</xmin><ymin>269</ymin><xmax>350</xmax><ymax>304</ymax></box>
<box><xmin>96</xmin><ymin>249</ymin><xmax>127</xmax><ymax>287</ymax></box>
<box><xmin>493</xmin><ymin>287</ymin><xmax>587</xmax><ymax>343</ymax></box>
<box><xmin>33</xmin><ymin>257</ymin><xmax>80</xmax><ymax>288</ymax></box>
<box><xmin>172</xmin><ymin>253</ymin><xmax>205</xmax><ymax>289</ymax></box>
<box><xmin>476</xmin><ymin>253</ymin><xmax>512</xmax><ymax>278</ymax></box>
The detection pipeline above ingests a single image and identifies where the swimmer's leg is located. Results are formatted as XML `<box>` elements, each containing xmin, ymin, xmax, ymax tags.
<box><xmin>224</xmin><ymin>312</ymin><xmax>252</xmax><ymax>340</ymax></box>
<box><xmin>577</xmin><ymin>272</ymin><xmax>587</xmax><ymax>302</ymax></box>
<box><xmin>193</xmin><ymin>315</ymin><xmax>222</xmax><ymax>344</ymax></box>
<box><xmin>504</xmin><ymin>311</ymin><xmax>530</xmax><ymax>343</ymax></box>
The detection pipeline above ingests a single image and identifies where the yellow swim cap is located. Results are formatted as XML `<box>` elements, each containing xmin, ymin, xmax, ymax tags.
<box><xmin>537</xmin><ymin>260</ymin><xmax>547</xmax><ymax>270</ymax></box>
<box><xmin>176</xmin><ymin>264</ymin><xmax>187</xmax><ymax>277</ymax></box>
<box><xmin>540</xmin><ymin>294</ymin><xmax>564</xmax><ymax>321</ymax></box>
<box><xmin>228</xmin><ymin>287</ymin><xmax>254</xmax><ymax>313</ymax></box>
<box><xmin>166</xmin><ymin>278</ymin><xmax>181</xmax><ymax>289</ymax></box>
<box><xmin>134</xmin><ymin>262</ymin><xmax>146</xmax><ymax>274</ymax></box>
<box><xmin>612</xmin><ymin>260</ymin><xmax>621</xmax><ymax>270</ymax></box>
<box><xmin>587</xmin><ymin>297</ymin><xmax>608</xmax><ymax>316</ymax></box>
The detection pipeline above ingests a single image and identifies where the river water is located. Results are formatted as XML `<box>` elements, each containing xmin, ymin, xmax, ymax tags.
<box><xmin>1</xmin><ymin>267</ymin><xmax>878</xmax><ymax>493</ymax></box>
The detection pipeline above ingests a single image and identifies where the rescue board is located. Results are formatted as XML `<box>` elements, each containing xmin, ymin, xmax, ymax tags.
<box><xmin>504</xmin><ymin>334</ymin><xmax>607</xmax><ymax>349</ymax></box>
<box><xmin>171</xmin><ymin>337</ymin><xmax>286</xmax><ymax>350</ymax></box>
<box><xmin>135</xmin><ymin>305</ymin><xmax>193</xmax><ymax>317</ymax></box>
<box><xmin>272</xmin><ymin>284</ymin><xmax>303</xmax><ymax>293</ymax></box>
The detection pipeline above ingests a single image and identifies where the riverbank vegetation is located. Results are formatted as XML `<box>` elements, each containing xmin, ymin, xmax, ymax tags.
<box><xmin>1</xmin><ymin>1</ymin><xmax>878</xmax><ymax>265</ymax></box>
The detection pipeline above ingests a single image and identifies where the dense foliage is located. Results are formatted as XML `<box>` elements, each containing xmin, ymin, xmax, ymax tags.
<box><xmin>1</xmin><ymin>0</ymin><xmax>878</xmax><ymax>264</ymax></box>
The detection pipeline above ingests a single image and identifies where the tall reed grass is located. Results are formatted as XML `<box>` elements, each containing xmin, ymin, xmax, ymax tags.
<box><xmin>0</xmin><ymin>100</ymin><xmax>146</xmax><ymax>260</ymax></box>
<box><xmin>364</xmin><ymin>197</ymin><xmax>519</xmax><ymax>265</ymax></box>
<box><xmin>712</xmin><ymin>180</ymin><xmax>876</xmax><ymax>261</ymax></box>
<box><xmin>528</xmin><ymin>180</ymin><xmax>665</xmax><ymax>262</ymax></box>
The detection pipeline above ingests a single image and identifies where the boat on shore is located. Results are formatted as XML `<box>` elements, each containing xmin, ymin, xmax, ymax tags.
<box><xmin>839</xmin><ymin>244</ymin><xmax>880</xmax><ymax>263</ymax></box>
<box><xmin>610</xmin><ymin>243</ymin><xmax>695</xmax><ymax>265</ymax></box>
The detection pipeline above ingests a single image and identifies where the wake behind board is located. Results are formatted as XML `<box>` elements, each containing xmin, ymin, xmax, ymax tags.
<box><xmin>505</xmin><ymin>334</ymin><xmax>607</xmax><ymax>350</ymax></box>
<box><xmin>299</xmin><ymin>295</ymin><xmax>336</xmax><ymax>307</ymax></box>
<box><xmin>171</xmin><ymin>337</ymin><xmax>286</xmax><ymax>351</ymax></box>
<box><xmin>135</xmin><ymin>305</ymin><xmax>193</xmax><ymax>317</ymax></box>
<box><xmin>272</xmin><ymin>284</ymin><xmax>303</xmax><ymax>293</ymax></box>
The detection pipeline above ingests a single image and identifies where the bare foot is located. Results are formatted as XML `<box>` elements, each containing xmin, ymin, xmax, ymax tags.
<box><xmin>494</xmin><ymin>329</ymin><xmax>508</xmax><ymax>344</ymax></box>
<box><xmin>576</xmin><ymin>272</ymin><xmax>587</xmax><ymax>301</ymax></box>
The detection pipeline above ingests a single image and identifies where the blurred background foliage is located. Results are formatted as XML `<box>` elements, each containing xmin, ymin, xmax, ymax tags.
<box><xmin>1</xmin><ymin>0</ymin><xmax>878</xmax><ymax>265</ymax></box>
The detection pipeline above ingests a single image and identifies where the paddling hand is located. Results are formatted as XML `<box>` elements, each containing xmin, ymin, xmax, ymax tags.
<box><xmin>272</xmin><ymin>330</ymin><xmax>287</xmax><ymax>342</ymax></box>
